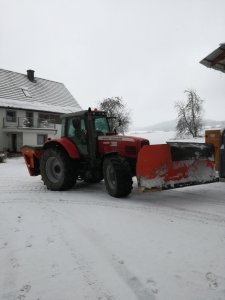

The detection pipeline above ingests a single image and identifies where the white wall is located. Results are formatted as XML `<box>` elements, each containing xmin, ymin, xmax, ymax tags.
<box><xmin>23</xmin><ymin>132</ymin><xmax>37</xmax><ymax>146</ymax></box>
<box><xmin>0</xmin><ymin>108</ymin><xmax>3</xmax><ymax>130</ymax></box>
<box><xmin>0</xmin><ymin>108</ymin><xmax>62</xmax><ymax>151</ymax></box>
<box><xmin>0</xmin><ymin>108</ymin><xmax>7</xmax><ymax>151</ymax></box>
<box><xmin>22</xmin><ymin>126</ymin><xmax>61</xmax><ymax>146</ymax></box>
<box><xmin>0</xmin><ymin>108</ymin><xmax>25</xmax><ymax>151</ymax></box>
<box><xmin>49</xmin><ymin>124</ymin><xmax>61</xmax><ymax>139</ymax></box>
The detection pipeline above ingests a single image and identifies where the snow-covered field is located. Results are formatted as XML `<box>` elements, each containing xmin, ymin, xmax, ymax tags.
<box><xmin>128</xmin><ymin>131</ymin><xmax>204</xmax><ymax>144</ymax></box>
<box><xmin>0</xmin><ymin>157</ymin><xmax>225</xmax><ymax>300</ymax></box>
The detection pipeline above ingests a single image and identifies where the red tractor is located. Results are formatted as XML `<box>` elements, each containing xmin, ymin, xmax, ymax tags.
<box><xmin>21</xmin><ymin>108</ymin><xmax>216</xmax><ymax>198</ymax></box>
<box><xmin>21</xmin><ymin>108</ymin><xmax>149</xmax><ymax>197</ymax></box>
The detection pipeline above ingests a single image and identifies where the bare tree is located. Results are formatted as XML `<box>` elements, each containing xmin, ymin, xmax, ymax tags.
<box><xmin>175</xmin><ymin>90</ymin><xmax>204</xmax><ymax>138</ymax></box>
<box><xmin>98</xmin><ymin>97</ymin><xmax>131</xmax><ymax>134</ymax></box>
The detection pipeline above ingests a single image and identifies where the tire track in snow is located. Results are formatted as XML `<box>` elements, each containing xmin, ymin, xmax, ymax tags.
<box><xmin>46</xmin><ymin>204</ymin><xmax>156</xmax><ymax>300</ymax></box>
<box><xmin>47</xmin><ymin>195</ymin><xmax>225</xmax><ymax>227</ymax></box>
<box><xmin>42</xmin><ymin>203</ymin><xmax>116</xmax><ymax>300</ymax></box>
<box><xmin>0</xmin><ymin>173</ymin><xmax>224</xmax><ymax>227</ymax></box>
<box><xmin>0</xmin><ymin>179</ymin><xmax>46</xmax><ymax>192</ymax></box>
<box><xmin>1</xmin><ymin>189</ymin><xmax>224</xmax><ymax>227</ymax></box>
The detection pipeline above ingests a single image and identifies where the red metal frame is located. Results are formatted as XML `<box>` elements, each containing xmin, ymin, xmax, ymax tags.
<box><xmin>44</xmin><ymin>138</ymin><xmax>80</xmax><ymax>159</ymax></box>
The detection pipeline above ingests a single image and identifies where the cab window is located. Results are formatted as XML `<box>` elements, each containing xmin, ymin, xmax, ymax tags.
<box><xmin>94</xmin><ymin>117</ymin><xmax>110</xmax><ymax>135</ymax></box>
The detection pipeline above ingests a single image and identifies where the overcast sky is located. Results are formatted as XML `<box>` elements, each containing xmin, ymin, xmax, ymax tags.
<box><xmin>1</xmin><ymin>0</ymin><xmax>225</xmax><ymax>127</ymax></box>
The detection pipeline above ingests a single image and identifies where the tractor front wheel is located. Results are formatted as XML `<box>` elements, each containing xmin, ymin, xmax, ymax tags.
<box><xmin>40</xmin><ymin>148</ymin><xmax>75</xmax><ymax>191</ymax></box>
<box><xmin>103</xmin><ymin>156</ymin><xmax>133</xmax><ymax>198</ymax></box>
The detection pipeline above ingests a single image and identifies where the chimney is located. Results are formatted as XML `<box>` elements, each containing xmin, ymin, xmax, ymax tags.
<box><xmin>27</xmin><ymin>69</ymin><xmax>35</xmax><ymax>82</ymax></box>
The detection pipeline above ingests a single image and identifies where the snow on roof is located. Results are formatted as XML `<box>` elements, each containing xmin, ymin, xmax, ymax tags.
<box><xmin>0</xmin><ymin>68</ymin><xmax>82</xmax><ymax>113</ymax></box>
<box><xmin>0</xmin><ymin>97</ymin><xmax>80</xmax><ymax>114</ymax></box>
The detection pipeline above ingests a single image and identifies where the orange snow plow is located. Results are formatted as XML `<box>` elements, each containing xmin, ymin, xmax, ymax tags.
<box><xmin>136</xmin><ymin>142</ymin><xmax>217</xmax><ymax>190</ymax></box>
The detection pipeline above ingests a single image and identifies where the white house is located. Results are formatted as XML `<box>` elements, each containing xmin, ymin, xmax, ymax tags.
<box><xmin>0</xmin><ymin>69</ymin><xmax>81</xmax><ymax>152</ymax></box>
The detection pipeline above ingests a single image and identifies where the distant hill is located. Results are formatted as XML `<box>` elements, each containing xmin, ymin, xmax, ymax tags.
<box><xmin>203</xmin><ymin>119</ymin><xmax>225</xmax><ymax>129</ymax></box>
<box><xmin>132</xmin><ymin>119</ymin><xmax>225</xmax><ymax>132</ymax></box>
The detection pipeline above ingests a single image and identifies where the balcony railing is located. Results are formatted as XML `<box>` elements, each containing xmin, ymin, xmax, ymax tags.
<box><xmin>3</xmin><ymin>117</ymin><xmax>56</xmax><ymax>129</ymax></box>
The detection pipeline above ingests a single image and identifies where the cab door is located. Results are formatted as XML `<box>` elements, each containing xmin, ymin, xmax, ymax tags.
<box><xmin>67</xmin><ymin>117</ymin><xmax>88</xmax><ymax>155</ymax></box>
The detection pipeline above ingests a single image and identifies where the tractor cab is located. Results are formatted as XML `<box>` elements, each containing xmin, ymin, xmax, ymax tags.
<box><xmin>61</xmin><ymin>108</ymin><xmax>112</xmax><ymax>157</ymax></box>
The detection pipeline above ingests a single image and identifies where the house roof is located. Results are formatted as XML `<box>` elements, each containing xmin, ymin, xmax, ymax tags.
<box><xmin>200</xmin><ymin>43</ymin><xmax>225</xmax><ymax>73</ymax></box>
<box><xmin>0</xmin><ymin>68</ymin><xmax>82</xmax><ymax>114</ymax></box>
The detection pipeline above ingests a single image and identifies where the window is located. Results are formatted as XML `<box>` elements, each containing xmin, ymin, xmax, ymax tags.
<box><xmin>67</xmin><ymin>118</ymin><xmax>86</xmax><ymax>139</ymax></box>
<box><xmin>6</xmin><ymin>110</ymin><xmax>16</xmax><ymax>122</ymax></box>
<box><xmin>37</xmin><ymin>134</ymin><xmax>47</xmax><ymax>145</ymax></box>
<box><xmin>25</xmin><ymin>112</ymin><xmax>33</xmax><ymax>127</ymax></box>
<box><xmin>94</xmin><ymin>116</ymin><xmax>110</xmax><ymax>134</ymax></box>
<box><xmin>39</xmin><ymin>113</ymin><xmax>61</xmax><ymax>124</ymax></box>
<box><xmin>22</xmin><ymin>88</ymin><xmax>32</xmax><ymax>98</ymax></box>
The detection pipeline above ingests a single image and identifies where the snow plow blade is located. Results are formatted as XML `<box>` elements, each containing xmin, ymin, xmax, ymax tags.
<box><xmin>21</xmin><ymin>145</ymin><xmax>43</xmax><ymax>176</ymax></box>
<box><xmin>136</xmin><ymin>142</ymin><xmax>217</xmax><ymax>190</ymax></box>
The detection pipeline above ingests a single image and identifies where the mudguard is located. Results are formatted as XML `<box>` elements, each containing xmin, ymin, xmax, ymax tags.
<box><xmin>44</xmin><ymin>138</ymin><xmax>80</xmax><ymax>159</ymax></box>
<box><xmin>21</xmin><ymin>138</ymin><xmax>80</xmax><ymax>176</ymax></box>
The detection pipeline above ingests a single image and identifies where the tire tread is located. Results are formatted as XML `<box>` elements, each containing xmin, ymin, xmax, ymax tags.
<box><xmin>103</xmin><ymin>156</ymin><xmax>133</xmax><ymax>198</ymax></box>
<box><xmin>40</xmin><ymin>148</ymin><xmax>75</xmax><ymax>191</ymax></box>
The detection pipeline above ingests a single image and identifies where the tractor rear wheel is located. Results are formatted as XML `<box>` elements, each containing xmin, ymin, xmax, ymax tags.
<box><xmin>103</xmin><ymin>156</ymin><xmax>133</xmax><ymax>198</ymax></box>
<box><xmin>40</xmin><ymin>148</ymin><xmax>75</xmax><ymax>191</ymax></box>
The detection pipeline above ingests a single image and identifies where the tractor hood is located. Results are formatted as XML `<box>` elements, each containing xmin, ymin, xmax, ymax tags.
<box><xmin>98</xmin><ymin>134</ymin><xmax>149</xmax><ymax>158</ymax></box>
<box><xmin>98</xmin><ymin>134</ymin><xmax>149</xmax><ymax>143</ymax></box>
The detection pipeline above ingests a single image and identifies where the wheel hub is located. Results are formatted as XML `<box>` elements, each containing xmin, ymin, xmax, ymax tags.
<box><xmin>46</xmin><ymin>157</ymin><xmax>62</xmax><ymax>183</ymax></box>
<box><xmin>106</xmin><ymin>164</ymin><xmax>116</xmax><ymax>190</ymax></box>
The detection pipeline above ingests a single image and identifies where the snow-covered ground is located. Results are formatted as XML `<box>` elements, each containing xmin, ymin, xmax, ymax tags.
<box><xmin>0</xmin><ymin>157</ymin><xmax>225</xmax><ymax>300</ymax></box>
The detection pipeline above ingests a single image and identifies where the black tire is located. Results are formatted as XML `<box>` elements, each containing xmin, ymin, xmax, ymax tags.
<box><xmin>40</xmin><ymin>148</ymin><xmax>76</xmax><ymax>191</ymax></box>
<box><xmin>103</xmin><ymin>156</ymin><xmax>133</xmax><ymax>198</ymax></box>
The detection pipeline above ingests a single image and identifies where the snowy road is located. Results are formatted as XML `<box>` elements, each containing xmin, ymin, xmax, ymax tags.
<box><xmin>0</xmin><ymin>158</ymin><xmax>225</xmax><ymax>300</ymax></box>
